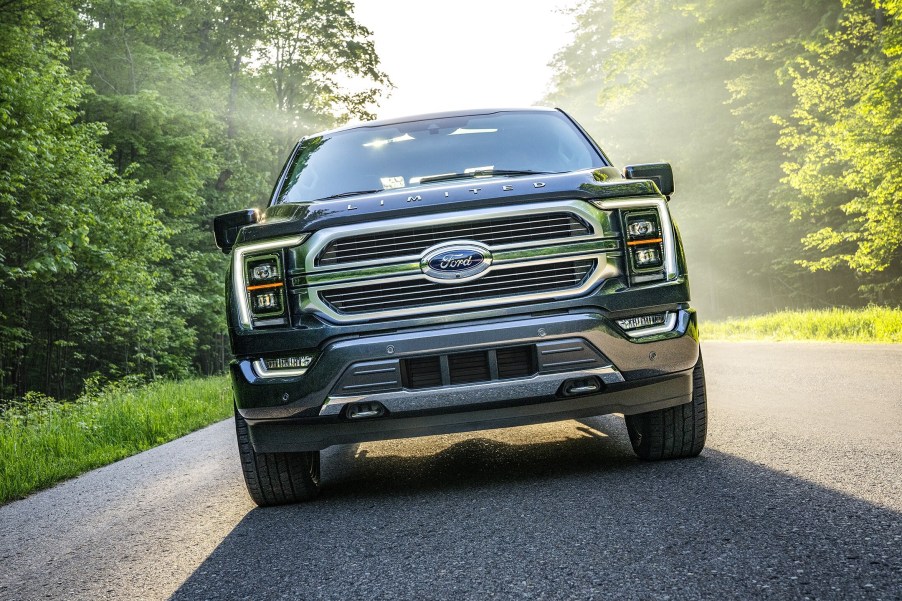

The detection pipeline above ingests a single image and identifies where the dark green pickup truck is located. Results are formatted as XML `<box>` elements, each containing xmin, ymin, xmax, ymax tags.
<box><xmin>214</xmin><ymin>108</ymin><xmax>706</xmax><ymax>506</ymax></box>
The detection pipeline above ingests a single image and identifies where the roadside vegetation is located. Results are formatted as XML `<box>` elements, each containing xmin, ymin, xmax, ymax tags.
<box><xmin>703</xmin><ymin>307</ymin><xmax>902</xmax><ymax>343</ymax></box>
<box><xmin>546</xmin><ymin>1</ymin><xmax>902</xmax><ymax>317</ymax></box>
<box><xmin>0</xmin><ymin>377</ymin><xmax>232</xmax><ymax>505</ymax></box>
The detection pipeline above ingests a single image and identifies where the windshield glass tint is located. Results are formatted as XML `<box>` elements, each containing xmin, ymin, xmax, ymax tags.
<box><xmin>276</xmin><ymin>111</ymin><xmax>604</xmax><ymax>203</ymax></box>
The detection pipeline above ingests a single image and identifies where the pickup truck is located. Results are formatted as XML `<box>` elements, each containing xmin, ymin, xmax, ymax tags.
<box><xmin>214</xmin><ymin>107</ymin><xmax>707</xmax><ymax>506</ymax></box>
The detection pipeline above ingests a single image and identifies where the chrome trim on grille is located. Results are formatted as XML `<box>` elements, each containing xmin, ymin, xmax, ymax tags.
<box><xmin>296</xmin><ymin>201</ymin><xmax>611</xmax><ymax>273</ymax></box>
<box><xmin>292</xmin><ymin>239</ymin><xmax>619</xmax><ymax>288</ymax></box>
<box><xmin>321</xmin><ymin>260</ymin><xmax>594</xmax><ymax>312</ymax></box>
<box><xmin>291</xmin><ymin>200</ymin><xmax>623</xmax><ymax>324</ymax></box>
<box><xmin>317</xmin><ymin>211</ymin><xmax>591</xmax><ymax>266</ymax></box>
<box><xmin>304</xmin><ymin>257</ymin><xmax>618</xmax><ymax>323</ymax></box>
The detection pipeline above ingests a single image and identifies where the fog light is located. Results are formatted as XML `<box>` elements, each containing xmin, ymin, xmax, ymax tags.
<box><xmin>617</xmin><ymin>312</ymin><xmax>678</xmax><ymax>338</ymax></box>
<box><xmin>264</xmin><ymin>355</ymin><xmax>314</xmax><ymax>370</ymax></box>
<box><xmin>253</xmin><ymin>354</ymin><xmax>316</xmax><ymax>378</ymax></box>
<box><xmin>617</xmin><ymin>313</ymin><xmax>667</xmax><ymax>331</ymax></box>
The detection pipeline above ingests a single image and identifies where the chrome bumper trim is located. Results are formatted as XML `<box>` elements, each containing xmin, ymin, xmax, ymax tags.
<box><xmin>318</xmin><ymin>366</ymin><xmax>625</xmax><ymax>417</ymax></box>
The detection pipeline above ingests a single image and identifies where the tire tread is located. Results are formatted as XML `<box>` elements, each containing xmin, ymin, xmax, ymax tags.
<box><xmin>625</xmin><ymin>354</ymin><xmax>708</xmax><ymax>460</ymax></box>
<box><xmin>234</xmin><ymin>409</ymin><xmax>320</xmax><ymax>506</ymax></box>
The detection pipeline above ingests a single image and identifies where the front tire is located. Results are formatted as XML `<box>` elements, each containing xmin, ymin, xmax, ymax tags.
<box><xmin>625</xmin><ymin>353</ymin><xmax>708</xmax><ymax>460</ymax></box>
<box><xmin>235</xmin><ymin>409</ymin><xmax>321</xmax><ymax>506</ymax></box>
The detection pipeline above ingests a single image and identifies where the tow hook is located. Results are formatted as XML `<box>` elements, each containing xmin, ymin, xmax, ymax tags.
<box><xmin>346</xmin><ymin>401</ymin><xmax>387</xmax><ymax>419</ymax></box>
<box><xmin>560</xmin><ymin>377</ymin><xmax>603</xmax><ymax>397</ymax></box>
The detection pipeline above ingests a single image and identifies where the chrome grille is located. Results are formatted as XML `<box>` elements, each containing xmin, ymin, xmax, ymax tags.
<box><xmin>317</xmin><ymin>213</ymin><xmax>591</xmax><ymax>266</ymax></box>
<box><xmin>319</xmin><ymin>260</ymin><xmax>595</xmax><ymax>315</ymax></box>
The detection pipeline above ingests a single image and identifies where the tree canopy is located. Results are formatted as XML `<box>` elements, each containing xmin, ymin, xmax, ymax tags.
<box><xmin>0</xmin><ymin>0</ymin><xmax>389</xmax><ymax>399</ymax></box>
<box><xmin>545</xmin><ymin>0</ymin><xmax>901</xmax><ymax>315</ymax></box>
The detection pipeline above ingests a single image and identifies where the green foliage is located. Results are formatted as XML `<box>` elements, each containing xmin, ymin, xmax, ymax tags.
<box><xmin>777</xmin><ymin>2</ymin><xmax>902</xmax><ymax>297</ymax></box>
<box><xmin>0</xmin><ymin>376</ymin><xmax>232</xmax><ymax>504</ymax></box>
<box><xmin>0</xmin><ymin>8</ymin><xmax>175</xmax><ymax>397</ymax></box>
<box><xmin>702</xmin><ymin>306</ymin><xmax>902</xmax><ymax>342</ymax></box>
<box><xmin>545</xmin><ymin>0</ymin><xmax>900</xmax><ymax>316</ymax></box>
<box><xmin>0</xmin><ymin>0</ymin><xmax>390</xmax><ymax>398</ymax></box>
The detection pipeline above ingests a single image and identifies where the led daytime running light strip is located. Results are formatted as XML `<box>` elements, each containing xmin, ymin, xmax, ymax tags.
<box><xmin>246</xmin><ymin>282</ymin><xmax>284</xmax><ymax>291</ymax></box>
<box><xmin>626</xmin><ymin>237</ymin><xmax>663</xmax><ymax>246</ymax></box>
<box><xmin>252</xmin><ymin>359</ymin><xmax>309</xmax><ymax>378</ymax></box>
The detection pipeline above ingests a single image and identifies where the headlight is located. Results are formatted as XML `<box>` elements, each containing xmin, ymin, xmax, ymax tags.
<box><xmin>249</xmin><ymin>259</ymin><xmax>280</xmax><ymax>282</ymax></box>
<box><xmin>244</xmin><ymin>253</ymin><xmax>285</xmax><ymax>319</ymax></box>
<box><xmin>633</xmin><ymin>247</ymin><xmax>662</xmax><ymax>268</ymax></box>
<box><xmin>627</xmin><ymin>218</ymin><xmax>658</xmax><ymax>239</ymax></box>
<box><xmin>623</xmin><ymin>210</ymin><xmax>665</xmax><ymax>279</ymax></box>
<box><xmin>590</xmin><ymin>197</ymin><xmax>676</xmax><ymax>284</ymax></box>
<box><xmin>232</xmin><ymin>234</ymin><xmax>308</xmax><ymax>329</ymax></box>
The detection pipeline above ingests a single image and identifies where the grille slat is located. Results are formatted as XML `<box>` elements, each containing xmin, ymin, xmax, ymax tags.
<box><xmin>448</xmin><ymin>352</ymin><xmax>491</xmax><ymax>385</ymax></box>
<box><xmin>321</xmin><ymin>264</ymin><xmax>587</xmax><ymax>302</ymax></box>
<box><xmin>405</xmin><ymin>357</ymin><xmax>442</xmax><ymax>388</ymax></box>
<box><xmin>328</xmin><ymin>228</ymin><xmax>585</xmax><ymax>262</ymax></box>
<box><xmin>402</xmin><ymin>345</ymin><xmax>537</xmax><ymax>390</ymax></box>
<box><xmin>318</xmin><ymin>213</ymin><xmax>591</xmax><ymax>266</ymax></box>
<box><xmin>320</xmin><ymin>260</ymin><xmax>594</xmax><ymax>315</ymax></box>
<box><xmin>497</xmin><ymin>346</ymin><xmax>535</xmax><ymax>379</ymax></box>
<box><xmin>326</xmin><ymin>274</ymin><xmax>588</xmax><ymax>310</ymax></box>
<box><xmin>328</xmin><ymin>218</ymin><xmax>576</xmax><ymax>249</ymax></box>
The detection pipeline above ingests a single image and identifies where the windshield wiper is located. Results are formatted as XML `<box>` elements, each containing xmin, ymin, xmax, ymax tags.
<box><xmin>483</xmin><ymin>169</ymin><xmax>559</xmax><ymax>177</ymax></box>
<box><xmin>316</xmin><ymin>189</ymin><xmax>383</xmax><ymax>201</ymax></box>
<box><xmin>417</xmin><ymin>169</ymin><xmax>555</xmax><ymax>184</ymax></box>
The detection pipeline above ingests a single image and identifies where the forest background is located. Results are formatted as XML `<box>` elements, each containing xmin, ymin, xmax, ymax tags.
<box><xmin>1</xmin><ymin>0</ymin><xmax>899</xmax><ymax>402</ymax></box>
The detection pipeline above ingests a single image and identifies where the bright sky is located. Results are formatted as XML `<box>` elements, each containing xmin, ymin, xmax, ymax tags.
<box><xmin>352</xmin><ymin>0</ymin><xmax>581</xmax><ymax>120</ymax></box>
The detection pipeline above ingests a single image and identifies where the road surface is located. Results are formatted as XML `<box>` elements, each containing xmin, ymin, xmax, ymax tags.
<box><xmin>1</xmin><ymin>342</ymin><xmax>900</xmax><ymax>600</ymax></box>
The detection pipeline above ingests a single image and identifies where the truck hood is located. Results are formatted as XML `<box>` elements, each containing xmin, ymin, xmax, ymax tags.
<box><xmin>235</xmin><ymin>167</ymin><xmax>660</xmax><ymax>245</ymax></box>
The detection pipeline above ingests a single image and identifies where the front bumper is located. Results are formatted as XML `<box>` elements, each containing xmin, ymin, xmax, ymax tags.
<box><xmin>232</xmin><ymin>308</ymin><xmax>699</xmax><ymax>452</ymax></box>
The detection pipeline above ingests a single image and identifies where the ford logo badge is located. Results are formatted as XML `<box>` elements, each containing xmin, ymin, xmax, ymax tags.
<box><xmin>421</xmin><ymin>242</ymin><xmax>492</xmax><ymax>282</ymax></box>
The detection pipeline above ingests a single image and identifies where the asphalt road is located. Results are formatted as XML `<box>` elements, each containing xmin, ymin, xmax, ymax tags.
<box><xmin>1</xmin><ymin>342</ymin><xmax>900</xmax><ymax>600</ymax></box>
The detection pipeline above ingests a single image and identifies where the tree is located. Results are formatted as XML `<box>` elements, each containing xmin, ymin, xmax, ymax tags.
<box><xmin>0</xmin><ymin>3</ymin><xmax>172</xmax><ymax>397</ymax></box>
<box><xmin>544</xmin><ymin>0</ymin><xmax>893</xmax><ymax>316</ymax></box>
<box><xmin>777</xmin><ymin>2</ymin><xmax>902</xmax><ymax>301</ymax></box>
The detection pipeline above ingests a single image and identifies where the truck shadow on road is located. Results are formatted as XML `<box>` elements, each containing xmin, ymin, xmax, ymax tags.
<box><xmin>170</xmin><ymin>415</ymin><xmax>901</xmax><ymax>600</ymax></box>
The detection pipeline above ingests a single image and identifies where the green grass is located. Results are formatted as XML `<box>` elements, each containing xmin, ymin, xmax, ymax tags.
<box><xmin>0</xmin><ymin>376</ymin><xmax>232</xmax><ymax>505</ymax></box>
<box><xmin>702</xmin><ymin>306</ymin><xmax>902</xmax><ymax>343</ymax></box>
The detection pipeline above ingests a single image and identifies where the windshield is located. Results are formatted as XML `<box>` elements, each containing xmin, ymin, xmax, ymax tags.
<box><xmin>275</xmin><ymin>110</ymin><xmax>605</xmax><ymax>203</ymax></box>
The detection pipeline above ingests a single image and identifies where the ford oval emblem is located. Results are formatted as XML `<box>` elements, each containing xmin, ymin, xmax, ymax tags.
<box><xmin>421</xmin><ymin>242</ymin><xmax>493</xmax><ymax>282</ymax></box>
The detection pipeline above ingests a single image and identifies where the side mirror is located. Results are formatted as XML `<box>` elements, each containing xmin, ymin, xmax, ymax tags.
<box><xmin>213</xmin><ymin>209</ymin><xmax>259</xmax><ymax>254</ymax></box>
<box><xmin>623</xmin><ymin>162</ymin><xmax>674</xmax><ymax>197</ymax></box>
